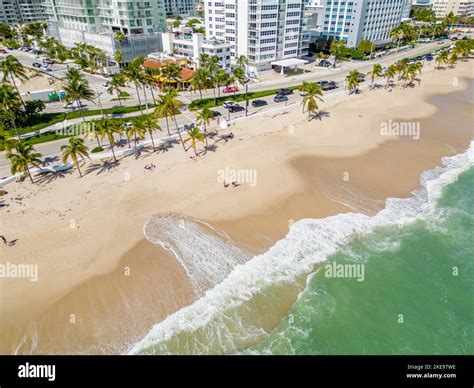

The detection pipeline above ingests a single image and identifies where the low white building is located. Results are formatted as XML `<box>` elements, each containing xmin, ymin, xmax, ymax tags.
<box><xmin>161</xmin><ymin>32</ymin><xmax>232</xmax><ymax>71</ymax></box>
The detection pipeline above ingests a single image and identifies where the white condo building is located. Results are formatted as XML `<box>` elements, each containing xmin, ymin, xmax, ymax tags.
<box><xmin>163</xmin><ymin>0</ymin><xmax>196</xmax><ymax>15</ymax></box>
<box><xmin>0</xmin><ymin>0</ymin><xmax>46</xmax><ymax>24</ymax></box>
<box><xmin>204</xmin><ymin>0</ymin><xmax>312</xmax><ymax>74</ymax></box>
<box><xmin>319</xmin><ymin>0</ymin><xmax>413</xmax><ymax>48</ymax></box>
<box><xmin>162</xmin><ymin>31</ymin><xmax>232</xmax><ymax>70</ymax></box>
<box><xmin>44</xmin><ymin>0</ymin><xmax>166</xmax><ymax>64</ymax></box>
<box><xmin>430</xmin><ymin>0</ymin><xmax>474</xmax><ymax>17</ymax></box>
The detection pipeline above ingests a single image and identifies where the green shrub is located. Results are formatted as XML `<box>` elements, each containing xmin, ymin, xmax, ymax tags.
<box><xmin>91</xmin><ymin>146</ymin><xmax>104</xmax><ymax>153</ymax></box>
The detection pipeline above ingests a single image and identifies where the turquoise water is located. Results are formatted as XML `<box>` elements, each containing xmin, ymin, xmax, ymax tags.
<box><xmin>249</xmin><ymin>166</ymin><xmax>474</xmax><ymax>355</ymax></box>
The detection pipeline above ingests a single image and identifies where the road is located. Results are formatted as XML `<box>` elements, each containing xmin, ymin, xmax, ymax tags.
<box><xmin>9</xmin><ymin>40</ymin><xmax>451</xmax><ymax>113</ymax></box>
<box><xmin>0</xmin><ymin>40</ymin><xmax>452</xmax><ymax>177</ymax></box>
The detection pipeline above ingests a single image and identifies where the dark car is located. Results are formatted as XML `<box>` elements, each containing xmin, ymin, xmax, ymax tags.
<box><xmin>228</xmin><ymin>104</ymin><xmax>244</xmax><ymax>113</ymax></box>
<box><xmin>251</xmin><ymin>99</ymin><xmax>267</xmax><ymax>107</ymax></box>
<box><xmin>425</xmin><ymin>54</ymin><xmax>434</xmax><ymax>61</ymax></box>
<box><xmin>274</xmin><ymin>94</ymin><xmax>288</xmax><ymax>103</ymax></box>
<box><xmin>415</xmin><ymin>56</ymin><xmax>423</xmax><ymax>61</ymax></box>
<box><xmin>321</xmin><ymin>81</ymin><xmax>338</xmax><ymax>91</ymax></box>
<box><xmin>357</xmin><ymin>73</ymin><xmax>366</xmax><ymax>82</ymax></box>
<box><xmin>211</xmin><ymin>110</ymin><xmax>222</xmax><ymax>117</ymax></box>
<box><xmin>451</xmin><ymin>36</ymin><xmax>458</xmax><ymax>41</ymax></box>
<box><xmin>32</xmin><ymin>62</ymin><xmax>42</xmax><ymax>68</ymax></box>
<box><xmin>318</xmin><ymin>59</ymin><xmax>332</xmax><ymax>67</ymax></box>
<box><xmin>276</xmin><ymin>88</ymin><xmax>293</xmax><ymax>96</ymax></box>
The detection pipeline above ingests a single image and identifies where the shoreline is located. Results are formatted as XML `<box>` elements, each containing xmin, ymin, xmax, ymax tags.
<box><xmin>0</xmin><ymin>61</ymin><xmax>473</xmax><ymax>354</ymax></box>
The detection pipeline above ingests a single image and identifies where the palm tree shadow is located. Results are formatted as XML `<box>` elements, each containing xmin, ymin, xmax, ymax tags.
<box><xmin>154</xmin><ymin>139</ymin><xmax>179</xmax><ymax>154</ymax></box>
<box><xmin>43</xmin><ymin>156</ymin><xmax>60</xmax><ymax>166</ymax></box>
<box><xmin>204</xmin><ymin>144</ymin><xmax>218</xmax><ymax>153</ymax></box>
<box><xmin>85</xmin><ymin>161</ymin><xmax>119</xmax><ymax>176</ymax></box>
<box><xmin>35</xmin><ymin>170</ymin><xmax>74</xmax><ymax>184</ymax></box>
<box><xmin>312</xmin><ymin>110</ymin><xmax>330</xmax><ymax>121</ymax></box>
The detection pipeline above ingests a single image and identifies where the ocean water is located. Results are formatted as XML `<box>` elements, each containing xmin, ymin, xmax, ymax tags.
<box><xmin>130</xmin><ymin>142</ymin><xmax>474</xmax><ymax>355</ymax></box>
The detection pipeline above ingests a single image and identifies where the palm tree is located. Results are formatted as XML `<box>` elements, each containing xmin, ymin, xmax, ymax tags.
<box><xmin>300</xmin><ymin>82</ymin><xmax>324</xmax><ymax>121</ymax></box>
<box><xmin>184</xmin><ymin>127</ymin><xmax>206</xmax><ymax>157</ymax></box>
<box><xmin>163</xmin><ymin>88</ymin><xmax>186</xmax><ymax>150</ymax></box>
<box><xmin>95</xmin><ymin>118</ymin><xmax>121</xmax><ymax>162</ymax></box>
<box><xmin>329</xmin><ymin>40</ymin><xmax>345</xmax><ymax>68</ymax></box>
<box><xmin>0</xmin><ymin>133</ymin><xmax>17</xmax><ymax>153</ymax></box>
<box><xmin>396</xmin><ymin>58</ymin><xmax>410</xmax><ymax>80</ymax></box>
<box><xmin>384</xmin><ymin>65</ymin><xmax>397</xmax><ymax>88</ymax></box>
<box><xmin>61</xmin><ymin>137</ymin><xmax>89</xmax><ymax>177</ymax></box>
<box><xmin>236</xmin><ymin>55</ymin><xmax>248</xmax><ymax>69</ymax></box>
<box><xmin>346</xmin><ymin>70</ymin><xmax>361</xmax><ymax>94</ymax></box>
<box><xmin>160</xmin><ymin>64</ymin><xmax>181</xmax><ymax>89</ymax></box>
<box><xmin>191</xmin><ymin>68</ymin><xmax>210</xmax><ymax>100</ymax></box>
<box><xmin>7</xmin><ymin>142</ymin><xmax>43</xmax><ymax>183</ymax></box>
<box><xmin>436</xmin><ymin>51</ymin><xmax>449</xmax><ymax>69</ymax></box>
<box><xmin>114</xmin><ymin>51</ymin><xmax>123</xmax><ymax>67</ymax></box>
<box><xmin>63</xmin><ymin>77</ymin><xmax>95</xmax><ymax>121</ymax></box>
<box><xmin>107</xmin><ymin>73</ymin><xmax>127</xmax><ymax>106</ymax></box>
<box><xmin>154</xmin><ymin>88</ymin><xmax>186</xmax><ymax>150</ymax></box>
<box><xmin>367</xmin><ymin>63</ymin><xmax>383</xmax><ymax>89</ymax></box>
<box><xmin>199</xmin><ymin>53</ymin><xmax>210</xmax><ymax>68</ymax></box>
<box><xmin>233</xmin><ymin>67</ymin><xmax>245</xmax><ymax>97</ymax></box>
<box><xmin>0</xmin><ymin>55</ymin><xmax>28</xmax><ymax>107</ymax></box>
<box><xmin>123</xmin><ymin>58</ymin><xmax>145</xmax><ymax>114</ymax></box>
<box><xmin>448</xmin><ymin>51</ymin><xmax>458</xmax><ymax>68</ymax></box>
<box><xmin>115</xmin><ymin>31</ymin><xmax>126</xmax><ymax>44</ymax></box>
<box><xmin>64</xmin><ymin>67</ymin><xmax>82</xmax><ymax>82</ymax></box>
<box><xmin>214</xmin><ymin>69</ymin><xmax>229</xmax><ymax>99</ymax></box>
<box><xmin>136</xmin><ymin>115</ymin><xmax>162</xmax><ymax>151</ymax></box>
<box><xmin>0</xmin><ymin>83</ymin><xmax>22</xmax><ymax>138</ymax></box>
<box><xmin>195</xmin><ymin>107</ymin><xmax>214</xmax><ymax>148</ymax></box>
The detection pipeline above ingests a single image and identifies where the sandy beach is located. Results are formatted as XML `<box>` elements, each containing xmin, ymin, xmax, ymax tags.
<box><xmin>0</xmin><ymin>59</ymin><xmax>473</xmax><ymax>354</ymax></box>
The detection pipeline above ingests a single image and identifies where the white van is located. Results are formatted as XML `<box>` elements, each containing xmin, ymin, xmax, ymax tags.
<box><xmin>64</xmin><ymin>101</ymin><xmax>84</xmax><ymax>109</ymax></box>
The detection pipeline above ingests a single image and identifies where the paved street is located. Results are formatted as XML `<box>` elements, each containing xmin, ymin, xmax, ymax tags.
<box><xmin>0</xmin><ymin>40</ymin><xmax>452</xmax><ymax>178</ymax></box>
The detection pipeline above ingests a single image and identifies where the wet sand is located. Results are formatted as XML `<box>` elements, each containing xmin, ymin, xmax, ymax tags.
<box><xmin>0</xmin><ymin>61</ymin><xmax>473</xmax><ymax>354</ymax></box>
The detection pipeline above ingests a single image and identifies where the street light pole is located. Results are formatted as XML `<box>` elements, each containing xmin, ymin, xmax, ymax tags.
<box><xmin>244</xmin><ymin>77</ymin><xmax>250</xmax><ymax>117</ymax></box>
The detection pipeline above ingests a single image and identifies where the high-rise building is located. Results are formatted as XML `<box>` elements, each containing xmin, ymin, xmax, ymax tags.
<box><xmin>204</xmin><ymin>0</ymin><xmax>312</xmax><ymax>74</ymax></box>
<box><xmin>430</xmin><ymin>0</ymin><xmax>474</xmax><ymax>17</ymax></box>
<box><xmin>163</xmin><ymin>0</ymin><xmax>196</xmax><ymax>16</ymax></box>
<box><xmin>319</xmin><ymin>0</ymin><xmax>412</xmax><ymax>48</ymax></box>
<box><xmin>0</xmin><ymin>0</ymin><xmax>46</xmax><ymax>25</ymax></box>
<box><xmin>44</xmin><ymin>0</ymin><xmax>167</xmax><ymax>64</ymax></box>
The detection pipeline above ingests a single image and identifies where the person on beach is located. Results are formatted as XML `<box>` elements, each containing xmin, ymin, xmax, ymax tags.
<box><xmin>0</xmin><ymin>236</ymin><xmax>13</xmax><ymax>247</ymax></box>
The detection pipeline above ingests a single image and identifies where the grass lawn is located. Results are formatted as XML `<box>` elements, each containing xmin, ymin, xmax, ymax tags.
<box><xmin>1</xmin><ymin>104</ymin><xmax>156</xmax><ymax>138</ymax></box>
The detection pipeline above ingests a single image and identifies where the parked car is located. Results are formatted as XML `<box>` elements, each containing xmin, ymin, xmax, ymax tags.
<box><xmin>276</xmin><ymin>88</ymin><xmax>293</xmax><ymax>96</ymax></box>
<box><xmin>64</xmin><ymin>101</ymin><xmax>84</xmax><ymax>109</ymax></box>
<box><xmin>299</xmin><ymin>90</ymin><xmax>307</xmax><ymax>96</ymax></box>
<box><xmin>0</xmin><ymin>49</ymin><xmax>7</xmax><ymax>54</ymax></box>
<box><xmin>102</xmin><ymin>82</ymin><xmax>110</xmax><ymax>89</ymax></box>
<box><xmin>318</xmin><ymin>60</ymin><xmax>332</xmax><ymax>67</ymax></box>
<box><xmin>68</xmin><ymin>63</ymin><xmax>82</xmax><ymax>70</ymax></box>
<box><xmin>415</xmin><ymin>56</ymin><xmax>423</xmax><ymax>61</ymax></box>
<box><xmin>42</xmin><ymin>58</ymin><xmax>54</xmax><ymax>64</ymax></box>
<box><xmin>223</xmin><ymin>101</ymin><xmax>238</xmax><ymax>109</ymax></box>
<box><xmin>274</xmin><ymin>94</ymin><xmax>288</xmax><ymax>103</ymax></box>
<box><xmin>40</xmin><ymin>65</ymin><xmax>51</xmax><ymax>71</ymax></box>
<box><xmin>321</xmin><ymin>81</ymin><xmax>338</xmax><ymax>91</ymax></box>
<box><xmin>251</xmin><ymin>99</ymin><xmax>267</xmax><ymax>107</ymax></box>
<box><xmin>357</xmin><ymin>73</ymin><xmax>366</xmax><ymax>82</ymax></box>
<box><xmin>223</xmin><ymin>85</ymin><xmax>238</xmax><ymax>93</ymax></box>
<box><xmin>228</xmin><ymin>104</ymin><xmax>244</xmax><ymax>113</ymax></box>
<box><xmin>32</xmin><ymin>62</ymin><xmax>42</xmax><ymax>68</ymax></box>
<box><xmin>425</xmin><ymin>54</ymin><xmax>434</xmax><ymax>61</ymax></box>
<box><xmin>211</xmin><ymin>110</ymin><xmax>222</xmax><ymax>117</ymax></box>
<box><xmin>451</xmin><ymin>36</ymin><xmax>458</xmax><ymax>41</ymax></box>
